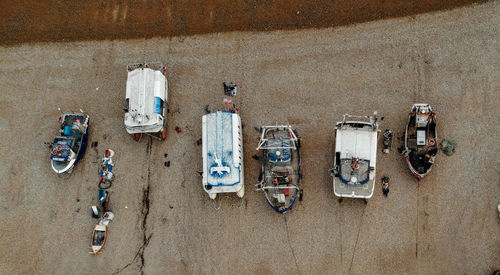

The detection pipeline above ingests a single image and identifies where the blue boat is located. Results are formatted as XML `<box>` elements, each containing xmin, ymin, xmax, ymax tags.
<box><xmin>49</xmin><ymin>111</ymin><xmax>89</xmax><ymax>174</ymax></box>
<box><xmin>256</xmin><ymin>126</ymin><xmax>302</xmax><ymax>214</ymax></box>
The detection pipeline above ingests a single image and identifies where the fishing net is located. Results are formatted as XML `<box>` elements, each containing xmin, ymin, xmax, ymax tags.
<box><xmin>440</xmin><ymin>139</ymin><xmax>456</xmax><ymax>156</ymax></box>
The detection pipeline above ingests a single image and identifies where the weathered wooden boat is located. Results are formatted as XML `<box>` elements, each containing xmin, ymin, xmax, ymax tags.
<box><xmin>90</xmin><ymin>211</ymin><xmax>114</xmax><ymax>255</ymax></box>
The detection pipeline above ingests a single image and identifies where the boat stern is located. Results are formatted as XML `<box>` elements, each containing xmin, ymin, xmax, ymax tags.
<box><xmin>51</xmin><ymin>151</ymin><xmax>77</xmax><ymax>174</ymax></box>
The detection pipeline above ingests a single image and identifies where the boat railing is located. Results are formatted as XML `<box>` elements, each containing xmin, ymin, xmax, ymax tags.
<box><xmin>256</xmin><ymin>125</ymin><xmax>298</xmax><ymax>150</ymax></box>
<box><xmin>340</xmin><ymin>111</ymin><xmax>380</xmax><ymax>131</ymax></box>
<box><xmin>262</xmin><ymin>185</ymin><xmax>299</xmax><ymax>190</ymax></box>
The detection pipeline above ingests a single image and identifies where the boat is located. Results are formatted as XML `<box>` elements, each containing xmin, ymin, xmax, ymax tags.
<box><xmin>90</xmin><ymin>211</ymin><xmax>114</xmax><ymax>254</ymax></box>
<box><xmin>256</xmin><ymin>125</ymin><xmax>302</xmax><ymax>213</ymax></box>
<box><xmin>49</xmin><ymin>111</ymin><xmax>89</xmax><ymax>174</ymax></box>
<box><xmin>91</xmin><ymin>224</ymin><xmax>107</xmax><ymax>254</ymax></box>
<box><xmin>201</xmin><ymin>111</ymin><xmax>244</xmax><ymax>200</ymax></box>
<box><xmin>124</xmin><ymin>62</ymin><xmax>168</xmax><ymax>141</ymax></box>
<box><xmin>402</xmin><ymin>104</ymin><xmax>437</xmax><ymax>179</ymax></box>
<box><xmin>331</xmin><ymin>112</ymin><xmax>380</xmax><ymax>199</ymax></box>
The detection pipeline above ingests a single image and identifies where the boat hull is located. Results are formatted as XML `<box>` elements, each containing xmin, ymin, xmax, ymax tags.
<box><xmin>50</xmin><ymin>112</ymin><xmax>90</xmax><ymax>174</ymax></box>
<box><xmin>91</xmin><ymin>224</ymin><xmax>107</xmax><ymax>254</ymax></box>
<box><xmin>258</xmin><ymin>126</ymin><xmax>302</xmax><ymax>214</ymax></box>
<box><xmin>403</xmin><ymin>104</ymin><xmax>437</xmax><ymax>179</ymax></box>
<box><xmin>331</xmin><ymin>117</ymin><xmax>378</xmax><ymax>199</ymax></box>
<box><xmin>51</xmin><ymin>158</ymin><xmax>77</xmax><ymax>174</ymax></box>
<box><xmin>50</xmin><ymin>115</ymin><xmax>89</xmax><ymax>174</ymax></box>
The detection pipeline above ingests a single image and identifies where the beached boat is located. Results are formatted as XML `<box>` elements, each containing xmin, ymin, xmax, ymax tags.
<box><xmin>402</xmin><ymin>104</ymin><xmax>437</xmax><ymax>179</ymax></box>
<box><xmin>49</xmin><ymin>111</ymin><xmax>89</xmax><ymax>174</ymax></box>
<box><xmin>91</xmin><ymin>224</ymin><xmax>107</xmax><ymax>254</ymax></box>
<box><xmin>256</xmin><ymin>126</ymin><xmax>302</xmax><ymax>213</ymax></box>
<box><xmin>90</xmin><ymin>211</ymin><xmax>114</xmax><ymax>254</ymax></box>
<box><xmin>331</xmin><ymin>113</ymin><xmax>380</xmax><ymax>199</ymax></box>
<box><xmin>201</xmin><ymin>111</ymin><xmax>244</xmax><ymax>200</ymax></box>
<box><xmin>124</xmin><ymin>62</ymin><xmax>168</xmax><ymax>141</ymax></box>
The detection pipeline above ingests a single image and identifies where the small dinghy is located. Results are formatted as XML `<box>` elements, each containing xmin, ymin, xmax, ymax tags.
<box><xmin>49</xmin><ymin>111</ymin><xmax>89</xmax><ymax>174</ymax></box>
<box><xmin>403</xmin><ymin>104</ymin><xmax>437</xmax><ymax>179</ymax></box>
<box><xmin>90</xmin><ymin>211</ymin><xmax>114</xmax><ymax>254</ymax></box>
<box><xmin>91</xmin><ymin>224</ymin><xmax>107</xmax><ymax>254</ymax></box>
<box><xmin>256</xmin><ymin>126</ymin><xmax>302</xmax><ymax>213</ymax></box>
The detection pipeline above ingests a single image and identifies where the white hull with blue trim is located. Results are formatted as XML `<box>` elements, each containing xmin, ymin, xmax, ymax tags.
<box><xmin>331</xmin><ymin>113</ymin><xmax>380</xmax><ymax>199</ymax></box>
<box><xmin>202</xmin><ymin>111</ymin><xmax>244</xmax><ymax>199</ymax></box>
<box><xmin>49</xmin><ymin>111</ymin><xmax>89</xmax><ymax>174</ymax></box>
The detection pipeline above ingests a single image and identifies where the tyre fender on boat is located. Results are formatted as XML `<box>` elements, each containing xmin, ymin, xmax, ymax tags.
<box><xmin>428</xmin><ymin>138</ymin><xmax>436</xmax><ymax>146</ymax></box>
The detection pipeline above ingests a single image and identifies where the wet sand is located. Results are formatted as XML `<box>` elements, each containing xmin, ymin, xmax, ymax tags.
<box><xmin>0</xmin><ymin>0</ymin><xmax>489</xmax><ymax>45</ymax></box>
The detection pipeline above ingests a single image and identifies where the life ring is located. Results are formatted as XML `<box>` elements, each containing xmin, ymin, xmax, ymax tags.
<box><xmin>51</xmin><ymin>145</ymin><xmax>64</xmax><ymax>155</ymax></box>
<box><xmin>428</xmin><ymin>138</ymin><xmax>436</xmax><ymax>146</ymax></box>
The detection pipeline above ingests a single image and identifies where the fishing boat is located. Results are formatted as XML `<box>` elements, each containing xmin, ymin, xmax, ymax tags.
<box><xmin>256</xmin><ymin>125</ymin><xmax>302</xmax><ymax>213</ymax></box>
<box><xmin>201</xmin><ymin>111</ymin><xmax>244</xmax><ymax>200</ymax></box>
<box><xmin>49</xmin><ymin>111</ymin><xmax>89</xmax><ymax>174</ymax></box>
<box><xmin>331</xmin><ymin>113</ymin><xmax>380</xmax><ymax>199</ymax></box>
<box><xmin>124</xmin><ymin>62</ymin><xmax>168</xmax><ymax>141</ymax></box>
<box><xmin>403</xmin><ymin>104</ymin><xmax>437</xmax><ymax>179</ymax></box>
<box><xmin>90</xmin><ymin>211</ymin><xmax>114</xmax><ymax>255</ymax></box>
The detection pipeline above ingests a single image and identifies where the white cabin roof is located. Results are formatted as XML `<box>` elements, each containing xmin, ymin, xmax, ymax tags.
<box><xmin>202</xmin><ymin>111</ymin><xmax>242</xmax><ymax>192</ymax></box>
<box><xmin>125</xmin><ymin>68</ymin><xmax>168</xmax><ymax>129</ymax></box>
<box><xmin>335</xmin><ymin>123</ymin><xmax>377</xmax><ymax>167</ymax></box>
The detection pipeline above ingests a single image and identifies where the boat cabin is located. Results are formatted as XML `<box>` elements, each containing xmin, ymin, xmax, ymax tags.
<box><xmin>124</xmin><ymin>63</ymin><xmax>168</xmax><ymax>137</ymax></box>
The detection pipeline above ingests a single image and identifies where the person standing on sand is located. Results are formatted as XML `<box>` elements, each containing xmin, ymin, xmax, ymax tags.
<box><xmin>382</xmin><ymin>176</ymin><xmax>390</xmax><ymax>197</ymax></box>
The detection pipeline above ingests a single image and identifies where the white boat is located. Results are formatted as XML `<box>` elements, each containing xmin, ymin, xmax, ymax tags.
<box><xmin>50</xmin><ymin>111</ymin><xmax>89</xmax><ymax>174</ymax></box>
<box><xmin>124</xmin><ymin>62</ymin><xmax>168</xmax><ymax>141</ymax></box>
<box><xmin>201</xmin><ymin>111</ymin><xmax>244</xmax><ymax>200</ymax></box>
<box><xmin>256</xmin><ymin>125</ymin><xmax>302</xmax><ymax>213</ymax></box>
<box><xmin>403</xmin><ymin>104</ymin><xmax>437</xmax><ymax>179</ymax></box>
<box><xmin>331</xmin><ymin>112</ymin><xmax>380</xmax><ymax>199</ymax></box>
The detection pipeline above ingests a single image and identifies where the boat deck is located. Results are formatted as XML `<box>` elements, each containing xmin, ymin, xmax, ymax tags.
<box><xmin>333</xmin><ymin>123</ymin><xmax>377</xmax><ymax>198</ymax></box>
<box><xmin>262</xmin><ymin>128</ymin><xmax>301</xmax><ymax>211</ymax></box>
<box><xmin>406</xmin><ymin>115</ymin><xmax>437</xmax><ymax>153</ymax></box>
